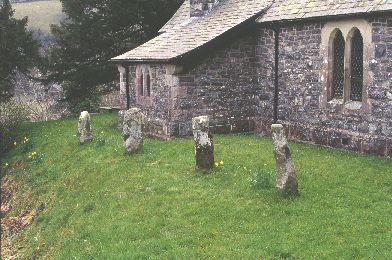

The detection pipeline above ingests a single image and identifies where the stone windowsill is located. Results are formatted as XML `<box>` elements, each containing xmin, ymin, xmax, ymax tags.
<box><xmin>328</xmin><ymin>98</ymin><xmax>343</xmax><ymax>105</ymax></box>
<box><xmin>327</xmin><ymin>99</ymin><xmax>363</xmax><ymax>110</ymax></box>
<box><xmin>344</xmin><ymin>100</ymin><xmax>362</xmax><ymax>110</ymax></box>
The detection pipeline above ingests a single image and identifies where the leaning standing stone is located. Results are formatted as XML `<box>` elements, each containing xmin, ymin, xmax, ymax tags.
<box><xmin>192</xmin><ymin>116</ymin><xmax>214</xmax><ymax>170</ymax></box>
<box><xmin>118</xmin><ymin>110</ymin><xmax>125</xmax><ymax>129</ymax></box>
<box><xmin>123</xmin><ymin>108</ymin><xmax>144</xmax><ymax>153</ymax></box>
<box><xmin>77</xmin><ymin>111</ymin><xmax>93</xmax><ymax>144</ymax></box>
<box><xmin>271</xmin><ymin>124</ymin><xmax>299</xmax><ymax>196</ymax></box>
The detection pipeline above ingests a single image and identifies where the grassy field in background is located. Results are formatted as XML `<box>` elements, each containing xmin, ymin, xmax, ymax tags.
<box><xmin>2</xmin><ymin>114</ymin><xmax>392</xmax><ymax>259</ymax></box>
<box><xmin>13</xmin><ymin>0</ymin><xmax>63</xmax><ymax>32</ymax></box>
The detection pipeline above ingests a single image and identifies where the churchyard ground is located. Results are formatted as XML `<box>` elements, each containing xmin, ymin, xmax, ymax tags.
<box><xmin>1</xmin><ymin>113</ymin><xmax>392</xmax><ymax>259</ymax></box>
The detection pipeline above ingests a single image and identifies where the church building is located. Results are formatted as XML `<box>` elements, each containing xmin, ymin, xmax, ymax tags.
<box><xmin>112</xmin><ymin>0</ymin><xmax>392</xmax><ymax>157</ymax></box>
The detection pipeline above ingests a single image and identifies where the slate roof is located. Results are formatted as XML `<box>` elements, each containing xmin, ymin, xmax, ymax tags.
<box><xmin>258</xmin><ymin>0</ymin><xmax>392</xmax><ymax>22</ymax></box>
<box><xmin>159</xmin><ymin>0</ymin><xmax>190</xmax><ymax>33</ymax></box>
<box><xmin>111</xmin><ymin>0</ymin><xmax>272</xmax><ymax>62</ymax></box>
<box><xmin>112</xmin><ymin>0</ymin><xmax>392</xmax><ymax>62</ymax></box>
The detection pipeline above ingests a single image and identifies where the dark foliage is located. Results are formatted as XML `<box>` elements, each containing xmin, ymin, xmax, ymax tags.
<box><xmin>0</xmin><ymin>0</ymin><xmax>39</xmax><ymax>103</ymax></box>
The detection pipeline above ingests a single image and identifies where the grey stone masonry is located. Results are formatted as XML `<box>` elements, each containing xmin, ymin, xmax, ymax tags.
<box><xmin>255</xmin><ymin>16</ymin><xmax>392</xmax><ymax>157</ymax></box>
<box><xmin>123</xmin><ymin>108</ymin><xmax>144</xmax><ymax>153</ymax></box>
<box><xmin>78</xmin><ymin>111</ymin><xmax>93</xmax><ymax>144</ymax></box>
<box><xmin>271</xmin><ymin>124</ymin><xmax>299</xmax><ymax>196</ymax></box>
<box><xmin>118</xmin><ymin>14</ymin><xmax>392</xmax><ymax>158</ymax></box>
<box><xmin>192</xmin><ymin>116</ymin><xmax>214</xmax><ymax>170</ymax></box>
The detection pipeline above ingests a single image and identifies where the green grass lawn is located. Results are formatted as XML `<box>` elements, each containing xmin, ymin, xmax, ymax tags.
<box><xmin>2</xmin><ymin>114</ymin><xmax>392</xmax><ymax>259</ymax></box>
<box><xmin>13</xmin><ymin>0</ymin><xmax>63</xmax><ymax>33</ymax></box>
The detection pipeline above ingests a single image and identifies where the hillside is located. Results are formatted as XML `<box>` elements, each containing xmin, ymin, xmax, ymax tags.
<box><xmin>13</xmin><ymin>0</ymin><xmax>64</xmax><ymax>33</ymax></box>
<box><xmin>1</xmin><ymin>114</ymin><xmax>392</xmax><ymax>259</ymax></box>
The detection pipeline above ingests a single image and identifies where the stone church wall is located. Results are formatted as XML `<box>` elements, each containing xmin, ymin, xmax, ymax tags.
<box><xmin>172</xmin><ymin>28</ymin><xmax>261</xmax><ymax>136</ymax></box>
<box><xmin>120</xmin><ymin>15</ymin><xmax>391</xmax><ymax>156</ymax></box>
<box><xmin>255</xmin><ymin>16</ymin><xmax>392</xmax><ymax>157</ymax></box>
<box><xmin>121</xmin><ymin>29</ymin><xmax>263</xmax><ymax>138</ymax></box>
<box><xmin>120</xmin><ymin>64</ymin><xmax>174</xmax><ymax>138</ymax></box>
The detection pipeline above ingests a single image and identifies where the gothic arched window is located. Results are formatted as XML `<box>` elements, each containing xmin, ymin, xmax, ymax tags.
<box><xmin>321</xmin><ymin>20</ymin><xmax>371</xmax><ymax>111</ymax></box>
<box><xmin>349</xmin><ymin>29</ymin><xmax>363</xmax><ymax>101</ymax></box>
<box><xmin>332</xmin><ymin>30</ymin><xmax>345</xmax><ymax>99</ymax></box>
<box><xmin>146</xmin><ymin>74</ymin><xmax>151</xmax><ymax>97</ymax></box>
<box><xmin>139</xmin><ymin>73</ymin><xmax>144</xmax><ymax>96</ymax></box>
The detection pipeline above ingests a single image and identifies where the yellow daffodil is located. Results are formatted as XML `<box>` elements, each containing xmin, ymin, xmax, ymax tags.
<box><xmin>220</xmin><ymin>160</ymin><xmax>224</xmax><ymax>165</ymax></box>
<box><xmin>13</xmin><ymin>140</ymin><xmax>17</xmax><ymax>146</ymax></box>
<box><xmin>214</xmin><ymin>162</ymin><xmax>219</xmax><ymax>167</ymax></box>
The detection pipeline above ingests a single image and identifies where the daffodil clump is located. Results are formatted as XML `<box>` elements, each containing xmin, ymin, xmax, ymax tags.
<box><xmin>16</xmin><ymin>136</ymin><xmax>33</xmax><ymax>153</ymax></box>
<box><xmin>28</xmin><ymin>151</ymin><xmax>44</xmax><ymax>163</ymax></box>
<box><xmin>28</xmin><ymin>151</ymin><xmax>37</xmax><ymax>160</ymax></box>
<box><xmin>3</xmin><ymin>162</ymin><xmax>10</xmax><ymax>169</ymax></box>
<box><xmin>214</xmin><ymin>160</ymin><xmax>224</xmax><ymax>168</ymax></box>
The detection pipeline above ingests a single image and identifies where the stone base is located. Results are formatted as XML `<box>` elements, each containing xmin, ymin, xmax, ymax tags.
<box><xmin>255</xmin><ymin>120</ymin><xmax>392</xmax><ymax>158</ymax></box>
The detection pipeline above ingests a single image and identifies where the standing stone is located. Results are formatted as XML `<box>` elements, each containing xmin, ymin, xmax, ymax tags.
<box><xmin>271</xmin><ymin>124</ymin><xmax>299</xmax><ymax>196</ymax></box>
<box><xmin>192</xmin><ymin>116</ymin><xmax>214</xmax><ymax>170</ymax></box>
<box><xmin>77</xmin><ymin>111</ymin><xmax>93</xmax><ymax>144</ymax></box>
<box><xmin>118</xmin><ymin>110</ymin><xmax>125</xmax><ymax>129</ymax></box>
<box><xmin>123</xmin><ymin>108</ymin><xmax>144</xmax><ymax>153</ymax></box>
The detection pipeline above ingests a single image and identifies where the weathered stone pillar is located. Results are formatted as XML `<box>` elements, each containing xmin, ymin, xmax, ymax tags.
<box><xmin>192</xmin><ymin>116</ymin><xmax>214</xmax><ymax>170</ymax></box>
<box><xmin>123</xmin><ymin>108</ymin><xmax>144</xmax><ymax>153</ymax></box>
<box><xmin>118</xmin><ymin>110</ymin><xmax>125</xmax><ymax>129</ymax></box>
<box><xmin>78</xmin><ymin>111</ymin><xmax>93</xmax><ymax>144</ymax></box>
<box><xmin>271</xmin><ymin>124</ymin><xmax>299</xmax><ymax>195</ymax></box>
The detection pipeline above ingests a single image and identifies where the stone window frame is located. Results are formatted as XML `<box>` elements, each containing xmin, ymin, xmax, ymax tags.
<box><xmin>320</xmin><ymin>19</ymin><xmax>372</xmax><ymax>113</ymax></box>
<box><xmin>136</xmin><ymin>64</ymin><xmax>153</xmax><ymax>106</ymax></box>
<box><xmin>117</xmin><ymin>65</ymin><xmax>126</xmax><ymax>96</ymax></box>
<box><xmin>345</xmin><ymin>28</ymin><xmax>364</xmax><ymax>102</ymax></box>
<box><xmin>330</xmin><ymin>29</ymin><xmax>345</xmax><ymax>100</ymax></box>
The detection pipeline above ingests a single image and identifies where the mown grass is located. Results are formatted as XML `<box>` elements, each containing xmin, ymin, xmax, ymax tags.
<box><xmin>13</xmin><ymin>0</ymin><xmax>63</xmax><ymax>33</ymax></box>
<box><xmin>2</xmin><ymin>114</ymin><xmax>392</xmax><ymax>259</ymax></box>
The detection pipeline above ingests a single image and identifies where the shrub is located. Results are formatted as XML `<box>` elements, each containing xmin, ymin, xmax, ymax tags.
<box><xmin>250</xmin><ymin>168</ymin><xmax>274</xmax><ymax>189</ymax></box>
<box><xmin>62</xmin><ymin>81</ymin><xmax>100</xmax><ymax>116</ymax></box>
<box><xmin>0</xmin><ymin>101</ymin><xmax>29</xmax><ymax>156</ymax></box>
<box><xmin>95</xmin><ymin>131</ymin><xmax>106</xmax><ymax>146</ymax></box>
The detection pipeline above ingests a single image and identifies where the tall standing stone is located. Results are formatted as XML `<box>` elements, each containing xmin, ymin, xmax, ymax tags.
<box><xmin>78</xmin><ymin>111</ymin><xmax>93</xmax><ymax>144</ymax></box>
<box><xmin>271</xmin><ymin>124</ymin><xmax>299</xmax><ymax>196</ymax></box>
<box><xmin>123</xmin><ymin>108</ymin><xmax>144</xmax><ymax>153</ymax></box>
<box><xmin>192</xmin><ymin>116</ymin><xmax>214</xmax><ymax>170</ymax></box>
<box><xmin>118</xmin><ymin>110</ymin><xmax>125</xmax><ymax>129</ymax></box>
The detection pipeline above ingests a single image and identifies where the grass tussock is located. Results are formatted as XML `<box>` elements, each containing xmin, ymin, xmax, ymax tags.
<box><xmin>1</xmin><ymin>114</ymin><xmax>392</xmax><ymax>259</ymax></box>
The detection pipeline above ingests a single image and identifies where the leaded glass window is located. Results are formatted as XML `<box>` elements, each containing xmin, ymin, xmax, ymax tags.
<box><xmin>139</xmin><ymin>73</ymin><xmax>144</xmax><ymax>96</ymax></box>
<box><xmin>350</xmin><ymin>29</ymin><xmax>363</xmax><ymax>101</ymax></box>
<box><xmin>332</xmin><ymin>30</ymin><xmax>345</xmax><ymax>99</ymax></box>
<box><xmin>146</xmin><ymin>74</ymin><xmax>151</xmax><ymax>97</ymax></box>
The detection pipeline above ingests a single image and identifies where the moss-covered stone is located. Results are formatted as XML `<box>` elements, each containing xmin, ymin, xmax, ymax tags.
<box><xmin>123</xmin><ymin>108</ymin><xmax>144</xmax><ymax>153</ymax></box>
<box><xmin>77</xmin><ymin>111</ymin><xmax>93</xmax><ymax>144</ymax></box>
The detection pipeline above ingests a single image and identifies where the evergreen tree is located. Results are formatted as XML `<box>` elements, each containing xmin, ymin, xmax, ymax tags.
<box><xmin>48</xmin><ymin>0</ymin><xmax>182</xmax><ymax>114</ymax></box>
<box><xmin>0</xmin><ymin>0</ymin><xmax>39</xmax><ymax>103</ymax></box>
